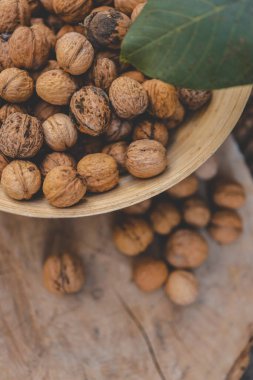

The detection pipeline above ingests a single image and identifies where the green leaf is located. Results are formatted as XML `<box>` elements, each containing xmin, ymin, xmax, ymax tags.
<box><xmin>121</xmin><ymin>0</ymin><xmax>253</xmax><ymax>89</ymax></box>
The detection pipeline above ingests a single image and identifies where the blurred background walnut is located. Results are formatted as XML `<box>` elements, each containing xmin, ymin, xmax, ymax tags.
<box><xmin>182</xmin><ymin>196</ymin><xmax>211</xmax><ymax>228</ymax></box>
<box><xmin>212</xmin><ymin>179</ymin><xmax>246</xmax><ymax>209</ymax></box>
<box><xmin>133</xmin><ymin>258</ymin><xmax>169</xmax><ymax>292</ymax></box>
<box><xmin>165</xmin><ymin>270</ymin><xmax>199</xmax><ymax>306</ymax></box>
<box><xmin>167</xmin><ymin>174</ymin><xmax>198</xmax><ymax>198</ymax></box>
<box><xmin>208</xmin><ymin>209</ymin><xmax>243</xmax><ymax>245</ymax></box>
<box><xmin>150</xmin><ymin>201</ymin><xmax>181</xmax><ymax>235</ymax></box>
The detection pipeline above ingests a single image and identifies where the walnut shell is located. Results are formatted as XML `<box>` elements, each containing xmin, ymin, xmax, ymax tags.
<box><xmin>133</xmin><ymin>258</ymin><xmax>169</xmax><ymax>292</ymax></box>
<box><xmin>123</xmin><ymin>199</ymin><xmax>151</xmax><ymax>215</ymax></box>
<box><xmin>33</xmin><ymin>101</ymin><xmax>64</xmax><ymax>122</ymax></box>
<box><xmin>195</xmin><ymin>155</ymin><xmax>218</xmax><ymax>180</ymax></box>
<box><xmin>133</xmin><ymin>119</ymin><xmax>169</xmax><ymax>147</ymax></box>
<box><xmin>56</xmin><ymin>25</ymin><xmax>85</xmax><ymax>40</ymax></box>
<box><xmin>143</xmin><ymin>80</ymin><xmax>178</xmax><ymax>119</ymax></box>
<box><xmin>0</xmin><ymin>0</ymin><xmax>31</xmax><ymax>34</ymax></box>
<box><xmin>126</xmin><ymin>139</ymin><xmax>167</xmax><ymax>179</ymax></box>
<box><xmin>0</xmin><ymin>68</ymin><xmax>33</xmax><ymax>103</ymax></box>
<box><xmin>167</xmin><ymin>175</ymin><xmax>198</xmax><ymax>198</ymax></box>
<box><xmin>131</xmin><ymin>2</ymin><xmax>146</xmax><ymax>21</ymax></box>
<box><xmin>52</xmin><ymin>0</ymin><xmax>93</xmax><ymax>23</ymax></box>
<box><xmin>0</xmin><ymin>113</ymin><xmax>43</xmax><ymax>158</ymax></box>
<box><xmin>105</xmin><ymin>113</ymin><xmax>132</xmax><ymax>142</ymax></box>
<box><xmin>43</xmin><ymin>166</ymin><xmax>86</xmax><ymax>208</ymax></box>
<box><xmin>102</xmin><ymin>141</ymin><xmax>128</xmax><ymax>172</ymax></box>
<box><xmin>179</xmin><ymin>88</ymin><xmax>212</xmax><ymax>111</ymax></box>
<box><xmin>36</xmin><ymin>69</ymin><xmax>77</xmax><ymax>105</ymax></box>
<box><xmin>121</xmin><ymin>70</ymin><xmax>145</xmax><ymax>83</ymax></box>
<box><xmin>150</xmin><ymin>201</ymin><xmax>181</xmax><ymax>235</ymax></box>
<box><xmin>43</xmin><ymin>253</ymin><xmax>85</xmax><ymax>295</ymax></box>
<box><xmin>70</xmin><ymin>86</ymin><xmax>111</xmax><ymax>136</ymax></box>
<box><xmin>165</xmin><ymin>229</ymin><xmax>208</xmax><ymax>269</ymax></box>
<box><xmin>41</xmin><ymin>152</ymin><xmax>75</xmax><ymax>177</ymax></box>
<box><xmin>84</xmin><ymin>9</ymin><xmax>131</xmax><ymax>49</ymax></box>
<box><xmin>165</xmin><ymin>270</ymin><xmax>199</xmax><ymax>306</ymax></box>
<box><xmin>113</xmin><ymin>216</ymin><xmax>154</xmax><ymax>256</ymax></box>
<box><xmin>114</xmin><ymin>0</ymin><xmax>144</xmax><ymax>15</ymax></box>
<box><xmin>109</xmin><ymin>77</ymin><xmax>148</xmax><ymax>119</ymax></box>
<box><xmin>0</xmin><ymin>34</ymin><xmax>14</xmax><ymax>71</ymax></box>
<box><xmin>208</xmin><ymin>209</ymin><xmax>243</xmax><ymax>245</ymax></box>
<box><xmin>9</xmin><ymin>24</ymin><xmax>51</xmax><ymax>70</ymax></box>
<box><xmin>183</xmin><ymin>197</ymin><xmax>211</xmax><ymax>228</ymax></box>
<box><xmin>56</xmin><ymin>32</ymin><xmax>94</xmax><ymax>75</ymax></box>
<box><xmin>77</xmin><ymin>153</ymin><xmax>119</xmax><ymax>193</ymax></box>
<box><xmin>0</xmin><ymin>103</ymin><xmax>26</xmax><ymax>124</ymax></box>
<box><xmin>0</xmin><ymin>154</ymin><xmax>9</xmax><ymax>178</ymax></box>
<box><xmin>212</xmin><ymin>179</ymin><xmax>246</xmax><ymax>209</ymax></box>
<box><xmin>165</xmin><ymin>101</ymin><xmax>185</xmax><ymax>129</ymax></box>
<box><xmin>1</xmin><ymin>160</ymin><xmax>41</xmax><ymax>200</ymax></box>
<box><xmin>34</xmin><ymin>23</ymin><xmax>56</xmax><ymax>49</ymax></box>
<box><xmin>42</xmin><ymin>113</ymin><xmax>78</xmax><ymax>151</ymax></box>
<box><xmin>91</xmin><ymin>57</ymin><xmax>117</xmax><ymax>91</ymax></box>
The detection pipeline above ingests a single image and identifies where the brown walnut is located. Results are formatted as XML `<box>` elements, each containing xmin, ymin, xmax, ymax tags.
<box><xmin>123</xmin><ymin>199</ymin><xmax>151</xmax><ymax>215</ymax></box>
<box><xmin>31</xmin><ymin>60</ymin><xmax>60</xmax><ymax>82</ymax></box>
<box><xmin>114</xmin><ymin>0</ymin><xmax>144</xmax><ymax>15</ymax></box>
<box><xmin>0</xmin><ymin>34</ymin><xmax>14</xmax><ymax>71</ymax></box>
<box><xmin>105</xmin><ymin>113</ymin><xmax>132</xmax><ymax>142</ymax></box>
<box><xmin>133</xmin><ymin>258</ymin><xmax>169</xmax><ymax>292</ymax></box>
<box><xmin>33</xmin><ymin>100</ymin><xmax>64</xmax><ymax>122</ymax></box>
<box><xmin>212</xmin><ymin>179</ymin><xmax>246</xmax><ymax>209</ymax></box>
<box><xmin>179</xmin><ymin>88</ymin><xmax>212</xmax><ymax>111</ymax></box>
<box><xmin>1</xmin><ymin>160</ymin><xmax>41</xmax><ymax>200</ymax></box>
<box><xmin>102</xmin><ymin>141</ymin><xmax>128</xmax><ymax>172</ymax></box>
<box><xmin>208</xmin><ymin>209</ymin><xmax>243</xmax><ymax>245</ymax></box>
<box><xmin>167</xmin><ymin>175</ymin><xmax>198</xmax><ymax>198</ymax></box>
<box><xmin>0</xmin><ymin>0</ymin><xmax>31</xmax><ymax>34</ymax></box>
<box><xmin>183</xmin><ymin>196</ymin><xmax>211</xmax><ymax>228</ymax></box>
<box><xmin>0</xmin><ymin>103</ymin><xmax>26</xmax><ymax>124</ymax></box>
<box><xmin>52</xmin><ymin>0</ymin><xmax>93</xmax><ymax>23</ymax></box>
<box><xmin>41</xmin><ymin>152</ymin><xmax>76</xmax><ymax>177</ymax></box>
<box><xmin>133</xmin><ymin>119</ymin><xmax>169</xmax><ymax>147</ymax></box>
<box><xmin>70</xmin><ymin>86</ymin><xmax>111</xmax><ymax>136</ymax></box>
<box><xmin>0</xmin><ymin>68</ymin><xmax>33</xmax><ymax>103</ymax></box>
<box><xmin>0</xmin><ymin>113</ymin><xmax>43</xmax><ymax>158</ymax></box>
<box><xmin>165</xmin><ymin>270</ymin><xmax>199</xmax><ymax>306</ymax></box>
<box><xmin>121</xmin><ymin>70</ymin><xmax>145</xmax><ymax>83</ymax></box>
<box><xmin>166</xmin><ymin>101</ymin><xmax>185</xmax><ymax>129</ymax></box>
<box><xmin>56</xmin><ymin>24</ymin><xmax>85</xmax><ymax>40</ymax></box>
<box><xmin>91</xmin><ymin>57</ymin><xmax>117</xmax><ymax>91</ymax></box>
<box><xmin>150</xmin><ymin>201</ymin><xmax>181</xmax><ymax>235</ymax></box>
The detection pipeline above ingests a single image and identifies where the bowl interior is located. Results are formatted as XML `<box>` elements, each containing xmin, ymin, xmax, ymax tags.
<box><xmin>0</xmin><ymin>85</ymin><xmax>251</xmax><ymax>218</ymax></box>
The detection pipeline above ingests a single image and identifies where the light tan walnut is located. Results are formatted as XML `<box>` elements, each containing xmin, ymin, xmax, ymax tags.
<box><xmin>183</xmin><ymin>196</ymin><xmax>211</xmax><ymax>228</ymax></box>
<box><xmin>212</xmin><ymin>179</ymin><xmax>246</xmax><ymax>209</ymax></box>
<box><xmin>133</xmin><ymin>119</ymin><xmax>169</xmax><ymax>146</ymax></box>
<box><xmin>0</xmin><ymin>0</ymin><xmax>31</xmax><ymax>34</ymax></box>
<box><xmin>0</xmin><ymin>68</ymin><xmax>33</xmax><ymax>103</ymax></box>
<box><xmin>208</xmin><ymin>209</ymin><xmax>243</xmax><ymax>245</ymax></box>
<box><xmin>165</xmin><ymin>270</ymin><xmax>199</xmax><ymax>306</ymax></box>
<box><xmin>150</xmin><ymin>201</ymin><xmax>181</xmax><ymax>235</ymax></box>
<box><xmin>56</xmin><ymin>25</ymin><xmax>85</xmax><ymax>40</ymax></box>
<box><xmin>52</xmin><ymin>0</ymin><xmax>93</xmax><ymax>23</ymax></box>
<box><xmin>121</xmin><ymin>70</ymin><xmax>145</xmax><ymax>83</ymax></box>
<box><xmin>41</xmin><ymin>152</ymin><xmax>76</xmax><ymax>177</ymax></box>
<box><xmin>167</xmin><ymin>175</ymin><xmax>198</xmax><ymax>198</ymax></box>
<box><xmin>133</xmin><ymin>258</ymin><xmax>169</xmax><ymax>292</ymax></box>
<box><xmin>114</xmin><ymin>0</ymin><xmax>145</xmax><ymax>15</ymax></box>
<box><xmin>131</xmin><ymin>2</ymin><xmax>146</xmax><ymax>21</ymax></box>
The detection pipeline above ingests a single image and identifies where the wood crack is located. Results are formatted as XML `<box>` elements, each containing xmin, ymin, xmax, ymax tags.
<box><xmin>116</xmin><ymin>293</ymin><xmax>167</xmax><ymax>380</ymax></box>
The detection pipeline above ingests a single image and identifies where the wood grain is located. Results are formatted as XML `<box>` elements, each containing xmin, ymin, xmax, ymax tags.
<box><xmin>0</xmin><ymin>138</ymin><xmax>252</xmax><ymax>380</ymax></box>
<box><xmin>0</xmin><ymin>86</ymin><xmax>250</xmax><ymax>218</ymax></box>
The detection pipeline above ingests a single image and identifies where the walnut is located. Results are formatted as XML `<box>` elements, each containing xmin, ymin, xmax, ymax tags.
<box><xmin>31</xmin><ymin>60</ymin><xmax>60</xmax><ymax>81</ymax></box>
<box><xmin>56</xmin><ymin>25</ymin><xmax>85</xmax><ymax>40</ymax></box>
<box><xmin>33</xmin><ymin>22</ymin><xmax>56</xmax><ymax>49</ymax></box>
<box><xmin>102</xmin><ymin>141</ymin><xmax>128</xmax><ymax>172</ymax></box>
<box><xmin>52</xmin><ymin>0</ymin><xmax>93</xmax><ymax>23</ymax></box>
<box><xmin>179</xmin><ymin>88</ymin><xmax>212</xmax><ymax>111</ymax></box>
<box><xmin>150</xmin><ymin>201</ymin><xmax>181</xmax><ymax>235</ymax></box>
<box><xmin>165</xmin><ymin>270</ymin><xmax>199</xmax><ymax>306</ymax></box>
<box><xmin>165</xmin><ymin>229</ymin><xmax>208</xmax><ymax>269</ymax></box>
<box><xmin>183</xmin><ymin>196</ymin><xmax>211</xmax><ymax>228</ymax></box>
<box><xmin>56</xmin><ymin>32</ymin><xmax>94</xmax><ymax>75</ymax></box>
<box><xmin>43</xmin><ymin>166</ymin><xmax>86</xmax><ymax>208</ymax></box>
<box><xmin>114</xmin><ymin>0</ymin><xmax>144</xmax><ymax>15</ymax></box>
<box><xmin>41</xmin><ymin>152</ymin><xmax>75</xmax><ymax>177</ymax></box>
<box><xmin>133</xmin><ymin>258</ymin><xmax>169</xmax><ymax>292</ymax></box>
<box><xmin>9</xmin><ymin>24</ymin><xmax>51</xmax><ymax>70</ymax></box>
<box><xmin>43</xmin><ymin>114</ymin><xmax>78</xmax><ymax>151</ymax></box>
<box><xmin>70</xmin><ymin>86</ymin><xmax>111</xmax><ymax>136</ymax></box>
<box><xmin>123</xmin><ymin>199</ymin><xmax>151</xmax><ymax>215</ymax></box>
<box><xmin>91</xmin><ymin>57</ymin><xmax>117</xmax><ymax>91</ymax></box>
<box><xmin>143</xmin><ymin>79</ymin><xmax>179</xmax><ymax>119</ymax></box>
<box><xmin>121</xmin><ymin>70</ymin><xmax>145</xmax><ymax>83</ymax></box>
<box><xmin>0</xmin><ymin>154</ymin><xmax>9</xmax><ymax>178</ymax></box>
<box><xmin>208</xmin><ymin>209</ymin><xmax>243</xmax><ymax>245</ymax></box>
<box><xmin>165</xmin><ymin>101</ymin><xmax>185</xmax><ymax>129</ymax></box>
<box><xmin>126</xmin><ymin>139</ymin><xmax>167</xmax><ymax>178</ymax></box>
<box><xmin>109</xmin><ymin>77</ymin><xmax>148</xmax><ymax>119</ymax></box>
<box><xmin>84</xmin><ymin>9</ymin><xmax>131</xmax><ymax>49</ymax></box>
<box><xmin>0</xmin><ymin>68</ymin><xmax>33</xmax><ymax>103</ymax></box>
<box><xmin>133</xmin><ymin>119</ymin><xmax>169</xmax><ymax>147</ymax></box>
<box><xmin>0</xmin><ymin>34</ymin><xmax>14</xmax><ymax>71</ymax></box>
<box><xmin>0</xmin><ymin>113</ymin><xmax>43</xmax><ymax>158</ymax></box>
<box><xmin>1</xmin><ymin>160</ymin><xmax>41</xmax><ymax>200</ymax></box>
<box><xmin>77</xmin><ymin>153</ymin><xmax>119</xmax><ymax>193</ymax></box>
<box><xmin>195</xmin><ymin>155</ymin><xmax>218</xmax><ymax>180</ymax></box>
<box><xmin>212</xmin><ymin>179</ymin><xmax>246</xmax><ymax>209</ymax></box>
<box><xmin>36</xmin><ymin>69</ymin><xmax>77</xmax><ymax>105</ymax></box>
<box><xmin>0</xmin><ymin>103</ymin><xmax>26</xmax><ymax>124</ymax></box>
<box><xmin>167</xmin><ymin>175</ymin><xmax>198</xmax><ymax>198</ymax></box>
<box><xmin>105</xmin><ymin>113</ymin><xmax>132</xmax><ymax>142</ymax></box>
<box><xmin>113</xmin><ymin>216</ymin><xmax>154</xmax><ymax>256</ymax></box>
<box><xmin>131</xmin><ymin>2</ymin><xmax>146</xmax><ymax>21</ymax></box>
<box><xmin>43</xmin><ymin>253</ymin><xmax>85</xmax><ymax>295</ymax></box>
<box><xmin>0</xmin><ymin>0</ymin><xmax>31</xmax><ymax>34</ymax></box>
<box><xmin>40</xmin><ymin>0</ymin><xmax>54</xmax><ymax>12</ymax></box>
<box><xmin>33</xmin><ymin>100</ymin><xmax>64</xmax><ymax>122</ymax></box>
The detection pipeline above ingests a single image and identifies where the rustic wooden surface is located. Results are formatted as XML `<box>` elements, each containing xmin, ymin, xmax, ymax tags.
<box><xmin>0</xmin><ymin>86</ymin><xmax>250</xmax><ymax>218</ymax></box>
<box><xmin>0</xmin><ymin>138</ymin><xmax>252</xmax><ymax>380</ymax></box>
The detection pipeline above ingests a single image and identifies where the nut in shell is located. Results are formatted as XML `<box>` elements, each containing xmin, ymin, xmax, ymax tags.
<box><xmin>121</xmin><ymin>70</ymin><xmax>145</xmax><ymax>83</ymax></box>
<box><xmin>131</xmin><ymin>2</ymin><xmax>146</xmax><ymax>21</ymax></box>
<box><xmin>1</xmin><ymin>160</ymin><xmax>41</xmax><ymax>200</ymax></box>
<box><xmin>133</xmin><ymin>258</ymin><xmax>169</xmax><ymax>292</ymax></box>
<box><xmin>179</xmin><ymin>88</ymin><xmax>212</xmax><ymax>111</ymax></box>
<box><xmin>183</xmin><ymin>197</ymin><xmax>211</xmax><ymax>228</ymax></box>
<box><xmin>123</xmin><ymin>199</ymin><xmax>151</xmax><ymax>215</ymax></box>
<box><xmin>41</xmin><ymin>152</ymin><xmax>76</xmax><ymax>177</ymax></box>
<box><xmin>33</xmin><ymin>100</ymin><xmax>64</xmax><ymax>122</ymax></box>
<box><xmin>212</xmin><ymin>179</ymin><xmax>246</xmax><ymax>209</ymax></box>
<box><xmin>208</xmin><ymin>209</ymin><xmax>243</xmax><ymax>245</ymax></box>
<box><xmin>114</xmin><ymin>0</ymin><xmax>144</xmax><ymax>15</ymax></box>
<box><xmin>105</xmin><ymin>113</ymin><xmax>132</xmax><ymax>142</ymax></box>
<box><xmin>53</xmin><ymin>0</ymin><xmax>93</xmax><ymax>23</ymax></box>
<box><xmin>91</xmin><ymin>57</ymin><xmax>117</xmax><ymax>91</ymax></box>
<box><xmin>165</xmin><ymin>270</ymin><xmax>199</xmax><ymax>306</ymax></box>
<box><xmin>167</xmin><ymin>175</ymin><xmax>198</xmax><ymax>198</ymax></box>
<box><xmin>133</xmin><ymin>119</ymin><xmax>169</xmax><ymax>147</ymax></box>
<box><xmin>0</xmin><ymin>103</ymin><xmax>26</xmax><ymax>124</ymax></box>
<box><xmin>0</xmin><ymin>0</ymin><xmax>31</xmax><ymax>34</ymax></box>
<box><xmin>0</xmin><ymin>34</ymin><xmax>14</xmax><ymax>71</ymax></box>
<box><xmin>150</xmin><ymin>201</ymin><xmax>181</xmax><ymax>235</ymax></box>
<box><xmin>0</xmin><ymin>154</ymin><xmax>9</xmax><ymax>178</ymax></box>
<box><xmin>102</xmin><ymin>141</ymin><xmax>128</xmax><ymax>172</ymax></box>
<box><xmin>0</xmin><ymin>68</ymin><xmax>33</xmax><ymax>103</ymax></box>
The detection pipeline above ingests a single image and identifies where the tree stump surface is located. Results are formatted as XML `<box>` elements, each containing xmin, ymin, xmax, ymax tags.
<box><xmin>0</xmin><ymin>137</ymin><xmax>252</xmax><ymax>380</ymax></box>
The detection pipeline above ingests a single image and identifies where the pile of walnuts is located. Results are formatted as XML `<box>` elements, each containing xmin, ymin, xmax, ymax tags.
<box><xmin>0</xmin><ymin>0</ymin><xmax>211</xmax><ymax>208</ymax></box>
<box><xmin>113</xmin><ymin>158</ymin><xmax>246</xmax><ymax>306</ymax></box>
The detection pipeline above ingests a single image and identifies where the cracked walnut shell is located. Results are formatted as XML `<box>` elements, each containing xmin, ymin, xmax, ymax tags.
<box><xmin>56</xmin><ymin>32</ymin><xmax>94</xmax><ymax>75</ymax></box>
<box><xmin>53</xmin><ymin>0</ymin><xmax>92</xmax><ymax>23</ymax></box>
<box><xmin>133</xmin><ymin>119</ymin><xmax>169</xmax><ymax>147</ymax></box>
<box><xmin>133</xmin><ymin>258</ymin><xmax>169</xmax><ymax>292</ymax></box>
<box><xmin>212</xmin><ymin>179</ymin><xmax>246</xmax><ymax>209</ymax></box>
<box><xmin>165</xmin><ymin>270</ymin><xmax>199</xmax><ymax>306</ymax></box>
<box><xmin>113</xmin><ymin>216</ymin><xmax>154</xmax><ymax>256</ymax></box>
<box><xmin>43</xmin><ymin>252</ymin><xmax>85</xmax><ymax>295</ymax></box>
<box><xmin>77</xmin><ymin>153</ymin><xmax>119</xmax><ymax>193</ymax></box>
<box><xmin>0</xmin><ymin>0</ymin><xmax>31</xmax><ymax>34</ymax></box>
<box><xmin>109</xmin><ymin>77</ymin><xmax>148</xmax><ymax>119</ymax></box>
<box><xmin>166</xmin><ymin>229</ymin><xmax>208</xmax><ymax>269</ymax></box>
<box><xmin>1</xmin><ymin>160</ymin><xmax>41</xmax><ymax>200</ymax></box>
<box><xmin>208</xmin><ymin>209</ymin><xmax>243</xmax><ymax>245</ymax></box>
<box><xmin>0</xmin><ymin>113</ymin><xmax>43</xmax><ymax>158</ymax></box>
<box><xmin>0</xmin><ymin>68</ymin><xmax>33</xmax><ymax>103</ymax></box>
<box><xmin>40</xmin><ymin>152</ymin><xmax>75</xmax><ymax>177</ymax></box>
<box><xmin>70</xmin><ymin>86</ymin><xmax>111</xmax><ymax>136</ymax></box>
<box><xmin>126</xmin><ymin>139</ymin><xmax>167</xmax><ymax>179</ymax></box>
<box><xmin>43</xmin><ymin>166</ymin><xmax>86</xmax><ymax>208</ymax></box>
<box><xmin>150</xmin><ymin>201</ymin><xmax>181</xmax><ymax>235</ymax></box>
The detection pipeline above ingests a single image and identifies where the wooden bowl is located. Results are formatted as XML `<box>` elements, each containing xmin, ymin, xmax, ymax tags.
<box><xmin>0</xmin><ymin>86</ymin><xmax>251</xmax><ymax>218</ymax></box>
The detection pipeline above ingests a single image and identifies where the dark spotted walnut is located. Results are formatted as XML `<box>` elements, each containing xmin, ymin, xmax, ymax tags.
<box><xmin>179</xmin><ymin>88</ymin><xmax>212</xmax><ymax>111</ymax></box>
